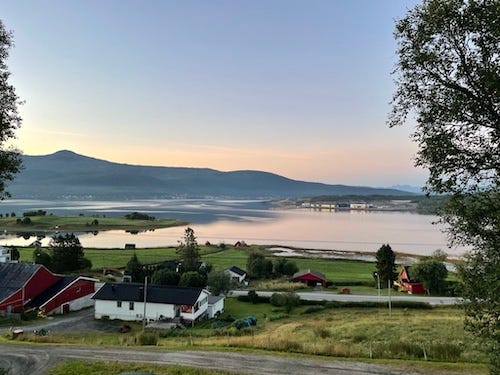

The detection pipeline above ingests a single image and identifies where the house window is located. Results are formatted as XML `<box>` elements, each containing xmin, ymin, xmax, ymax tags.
<box><xmin>117</xmin><ymin>301</ymin><xmax>122</xmax><ymax>308</ymax></box>
<box><xmin>129</xmin><ymin>302</ymin><xmax>134</xmax><ymax>310</ymax></box>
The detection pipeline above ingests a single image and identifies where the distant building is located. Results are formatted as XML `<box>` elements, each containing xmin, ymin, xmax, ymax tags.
<box><xmin>225</xmin><ymin>266</ymin><xmax>247</xmax><ymax>283</ymax></box>
<box><xmin>292</xmin><ymin>269</ymin><xmax>327</xmax><ymax>287</ymax></box>
<box><xmin>397</xmin><ymin>266</ymin><xmax>425</xmax><ymax>294</ymax></box>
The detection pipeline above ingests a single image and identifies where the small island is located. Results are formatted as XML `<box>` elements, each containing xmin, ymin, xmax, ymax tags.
<box><xmin>0</xmin><ymin>210</ymin><xmax>187</xmax><ymax>234</ymax></box>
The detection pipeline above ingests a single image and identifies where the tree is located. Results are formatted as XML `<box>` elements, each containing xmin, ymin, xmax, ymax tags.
<box><xmin>49</xmin><ymin>233</ymin><xmax>91</xmax><ymax>273</ymax></box>
<box><xmin>8</xmin><ymin>246</ymin><xmax>19</xmax><ymax>261</ymax></box>
<box><xmin>273</xmin><ymin>258</ymin><xmax>299</xmax><ymax>276</ymax></box>
<box><xmin>391</xmin><ymin>1</ymin><xmax>499</xmax><ymax>371</ymax></box>
<box><xmin>125</xmin><ymin>253</ymin><xmax>145</xmax><ymax>283</ymax></box>
<box><xmin>375</xmin><ymin>244</ymin><xmax>398</xmax><ymax>288</ymax></box>
<box><xmin>412</xmin><ymin>259</ymin><xmax>448</xmax><ymax>295</ymax></box>
<box><xmin>207</xmin><ymin>269</ymin><xmax>234</xmax><ymax>296</ymax></box>
<box><xmin>246</xmin><ymin>251</ymin><xmax>273</xmax><ymax>279</ymax></box>
<box><xmin>176</xmin><ymin>227</ymin><xmax>200</xmax><ymax>272</ymax></box>
<box><xmin>151</xmin><ymin>268</ymin><xmax>179</xmax><ymax>286</ymax></box>
<box><xmin>0</xmin><ymin>20</ymin><xmax>23</xmax><ymax>200</ymax></box>
<box><xmin>179</xmin><ymin>271</ymin><xmax>205</xmax><ymax>288</ymax></box>
<box><xmin>33</xmin><ymin>248</ymin><xmax>52</xmax><ymax>269</ymax></box>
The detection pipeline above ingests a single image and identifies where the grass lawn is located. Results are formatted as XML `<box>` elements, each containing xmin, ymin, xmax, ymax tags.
<box><xmin>48</xmin><ymin>360</ymin><xmax>235</xmax><ymax>375</ymax></box>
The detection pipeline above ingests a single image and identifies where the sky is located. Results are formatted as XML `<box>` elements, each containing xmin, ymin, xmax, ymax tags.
<box><xmin>1</xmin><ymin>0</ymin><xmax>426</xmax><ymax>187</ymax></box>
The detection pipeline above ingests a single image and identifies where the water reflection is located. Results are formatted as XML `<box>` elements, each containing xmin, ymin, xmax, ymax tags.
<box><xmin>0</xmin><ymin>199</ymin><xmax>466</xmax><ymax>256</ymax></box>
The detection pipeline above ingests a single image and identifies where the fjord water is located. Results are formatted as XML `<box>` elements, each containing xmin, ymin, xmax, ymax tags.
<box><xmin>0</xmin><ymin>199</ymin><xmax>464</xmax><ymax>256</ymax></box>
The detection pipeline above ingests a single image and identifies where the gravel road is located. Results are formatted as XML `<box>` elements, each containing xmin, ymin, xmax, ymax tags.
<box><xmin>0</xmin><ymin>344</ymin><xmax>420</xmax><ymax>375</ymax></box>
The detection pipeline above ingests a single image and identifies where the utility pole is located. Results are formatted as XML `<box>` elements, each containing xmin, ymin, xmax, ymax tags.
<box><xmin>374</xmin><ymin>272</ymin><xmax>380</xmax><ymax>299</ymax></box>
<box><xmin>142</xmin><ymin>276</ymin><xmax>148</xmax><ymax>331</ymax></box>
<box><xmin>388</xmin><ymin>278</ymin><xmax>392</xmax><ymax>317</ymax></box>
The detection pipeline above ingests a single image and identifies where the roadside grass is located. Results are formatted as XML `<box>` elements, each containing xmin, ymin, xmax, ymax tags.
<box><xmin>6</xmin><ymin>298</ymin><xmax>487</xmax><ymax>371</ymax></box>
<box><xmin>160</xmin><ymin>299</ymin><xmax>487</xmax><ymax>366</ymax></box>
<box><xmin>48</xmin><ymin>360</ymin><xmax>236</xmax><ymax>375</ymax></box>
<box><xmin>0</xmin><ymin>215</ymin><xmax>185</xmax><ymax>233</ymax></box>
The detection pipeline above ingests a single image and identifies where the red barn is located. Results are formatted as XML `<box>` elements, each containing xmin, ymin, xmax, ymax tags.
<box><xmin>27</xmin><ymin>276</ymin><xmax>97</xmax><ymax>315</ymax></box>
<box><xmin>398</xmin><ymin>266</ymin><xmax>425</xmax><ymax>294</ymax></box>
<box><xmin>292</xmin><ymin>269</ymin><xmax>327</xmax><ymax>287</ymax></box>
<box><xmin>0</xmin><ymin>263</ymin><xmax>97</xmax><ymax>314</ymax></box>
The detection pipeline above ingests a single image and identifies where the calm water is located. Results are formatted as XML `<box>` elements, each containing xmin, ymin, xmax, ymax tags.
<box><xmin>0</xmin><ymin>199</ymin><xmax>465</xmax><ymax>256</ymax></box>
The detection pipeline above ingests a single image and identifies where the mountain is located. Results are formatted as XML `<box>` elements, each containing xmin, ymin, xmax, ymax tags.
<box><xmin>389</xmin><ymin>185</ymin><xmax>424</xmax><ymax>194</ymax></box>
<box><xmin>7</xmin><ymin>150</ymin><xmax>414</xmax><ymax>199</ymax></box>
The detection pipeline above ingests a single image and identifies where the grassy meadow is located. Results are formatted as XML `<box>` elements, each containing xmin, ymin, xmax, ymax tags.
<box><xmin>5</xmin><ymin>298</ymin><xmax>487</xmax><ymax>373</ymax></box>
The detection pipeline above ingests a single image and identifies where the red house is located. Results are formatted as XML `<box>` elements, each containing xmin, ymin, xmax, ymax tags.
<box><xmin>398</xmin><ymin>266</ymin><xmax>425</xmax><ymax>294</ymax></box>
<box><xmin>292</xmin><ymin>269</ymin><xmax>327</xmax><ymax>287</ymax></box>
<box><xmin>0</xmin><ymin>263</ymin><xmax>97</xmax><ymax>314</ymax></box>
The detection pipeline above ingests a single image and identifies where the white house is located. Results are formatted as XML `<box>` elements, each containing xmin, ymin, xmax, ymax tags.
<box><xmin>92</xmin><ymin>283</ymin><xmax>211</xmax><ymax>323</ymax></box>
<box><xmin>225</xmin><ymin>266</ymin><xmax>247</xmax><ymax>283</ymax></box>
<box><xmin>0</xmin><ymin>247</ymin><xmax>11</xmax><ymax>263</ymax></box>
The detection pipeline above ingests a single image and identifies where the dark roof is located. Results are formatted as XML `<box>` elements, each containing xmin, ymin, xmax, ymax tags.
<box><xmin>0</xmin><ymin>263</ymin><xmax>42</xmax><ymax>303</ymax></box>
<box><xmin>26</xmin><ymin>276</ymin><xmax>77</xmax><ymax>309</ymax></box>
<box><xmin>92</xmin><ymin>283</ymin><xmax>204</xmax><ymax>305</ymax></box>
<box><xmin>292</xmin><ymin>269</ymin><xmax>327</xmax><ymax>281</ymax></box>
<box><xmin>227</xmin><ymin>266</ymin><xmax>246</xmax><ymax>277</ymax></box>
<box><xmin>208</xmin><ymin>295</ymin><xmax>224</xmax><ymax>305</ymax></box>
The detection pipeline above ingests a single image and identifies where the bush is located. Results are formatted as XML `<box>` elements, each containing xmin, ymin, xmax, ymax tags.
<box><xmin>270</xmin><ymin>292</ymin><xmax>300</xmax><ymax>313</ymax></box>
<box><xmin>233</xmin><ymin>316</ymin><xmax>257</xmax><ymax>330</ymax></box>
<box><xmin>137</xmin><ymin>332</ymin><xmax>158</xmax><ymax>345</ymax></box>
<box><xmin>302</xmin><ymin>306</ymin><xmax>325</xmax><ymax>314</ymax></box>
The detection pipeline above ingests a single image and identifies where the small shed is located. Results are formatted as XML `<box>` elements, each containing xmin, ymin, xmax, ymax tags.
<box><xmin>398</xmin><ymin>266</ymin><xmax>425</xmax><ymax>294</ymax></box>
<box><xmin>225</xmin><ymin>266</ymin><xmax>247</xmax><ymax>283</ymax></box>
<box><xmin>292</xmin><ymin>269</ymin><xmax>327</xmax><ymax>287</ymax></box>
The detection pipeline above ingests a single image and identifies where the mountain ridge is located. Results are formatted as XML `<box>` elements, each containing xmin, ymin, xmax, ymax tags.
<box><xmin>6</xmin><ymin>150</ymin><xmax>417</xmax><ymax>199</ymax></box>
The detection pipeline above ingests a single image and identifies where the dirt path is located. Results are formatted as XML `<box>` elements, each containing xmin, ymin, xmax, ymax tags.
<box><xmin>0</xmin><ymin>344</ymin><xmax>415</xmax><ymax>375</ymax></box>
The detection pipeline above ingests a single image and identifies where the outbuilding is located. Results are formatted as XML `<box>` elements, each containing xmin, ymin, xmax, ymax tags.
<box><xmin>225</xmin><ymin>266</ymin><xmax>247</xmax><ymax>284</ymax></box>
<box><xmin>291</xmin><ymin>269</ymin><xmax>327</xmax><ymax>287</ymax></box>
<box><xmin>0</xmin><ymin>263</ymin><xmax>97</xmax><ymax>314</ymax></box>
<box><xmin>398</xmin><ymin>266</ymin><xmax>425</xmax><ymax>294</ymax></box>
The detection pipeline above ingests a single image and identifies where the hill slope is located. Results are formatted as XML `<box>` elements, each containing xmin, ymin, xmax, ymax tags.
<box><xmin>7</xmin><ymin>150</ymin><xmax>413</xmax><ymax>199</ymax></box>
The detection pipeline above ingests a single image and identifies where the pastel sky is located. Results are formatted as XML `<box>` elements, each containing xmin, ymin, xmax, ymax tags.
<box><xmin>2</xmin><ymin>0</ymin><xmax>425</xmax><ymax>187</ymax></box>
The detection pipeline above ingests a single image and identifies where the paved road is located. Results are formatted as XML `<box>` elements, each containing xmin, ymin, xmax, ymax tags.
<box><xmin>0</xmin><ymin>344</ymin><xmax>423</xmax><ymax>375</ymax></box>
<box><xmin>230</xmin><ymin>290</ymin><xmax>461</xmax><ymax>305</ymax></box>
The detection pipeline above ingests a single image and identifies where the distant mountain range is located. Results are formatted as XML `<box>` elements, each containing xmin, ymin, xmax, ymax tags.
<box><xmin>6</xmin><ymin>150</ymin><xmax>417</xmax><ymax>199</ymax></box>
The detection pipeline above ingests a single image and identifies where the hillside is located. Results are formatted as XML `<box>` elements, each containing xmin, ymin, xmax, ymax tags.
<box><xmin>6</xmin><ymin>150</ymin><xmax>414</xmax><ymax>199</ymax></box>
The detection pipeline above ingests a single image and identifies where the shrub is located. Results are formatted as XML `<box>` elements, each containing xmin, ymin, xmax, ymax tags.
<box><xmin>137</xmin><ymin>332</ymin><xmax>158</xmax><ymax>345</ymax></box>
<box><xmin>302</xmin><ymin>306</ymin><xmax>325</xmax><ymax>314</ymax></box>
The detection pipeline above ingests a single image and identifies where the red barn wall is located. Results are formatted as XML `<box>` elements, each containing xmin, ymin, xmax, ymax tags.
<box><xmin>0</xmin><ymin>267</ymin><xmax>61</xmax><ymax>312</ymax></box>
<box><xmin>25</xmin><ymin>267</ymin><xmax>61</xmax><ymax>302</ymax></box>
<box><xmin>42</xmin><ymin>279</ymin><xmax>95</xmax><ymax>314</ymax></box>
<box><xmin>0</xmin><ymin>290</ymin><xmax>23</xmax><ymax>311</ymax></box>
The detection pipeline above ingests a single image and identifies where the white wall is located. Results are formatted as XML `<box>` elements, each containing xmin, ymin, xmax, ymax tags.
<box><xmin>208</xmin><ymin>298</ymin><xmax>224</xmax><ymax>318</ymax></box>
<box><xmin>94</xmin><ymin>299</ymin><xmax>176</xmax><ymax>321</ymax></box>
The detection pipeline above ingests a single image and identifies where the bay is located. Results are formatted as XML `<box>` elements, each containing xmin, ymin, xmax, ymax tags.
<box><xmin>0</xmin><ymin>199</ymin><xmax>465</xmax><ymax>257</ymax></box>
